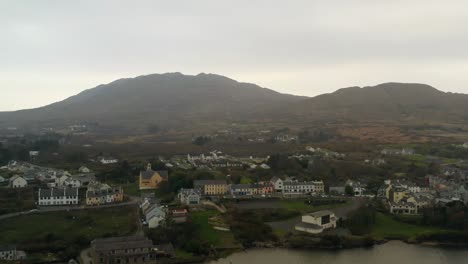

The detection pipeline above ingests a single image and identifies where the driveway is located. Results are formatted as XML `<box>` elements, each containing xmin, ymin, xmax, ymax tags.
<box><xmin>0</xmin><ymin>200</ymin><xmax>138</xmax><ymax>220</ymax></box>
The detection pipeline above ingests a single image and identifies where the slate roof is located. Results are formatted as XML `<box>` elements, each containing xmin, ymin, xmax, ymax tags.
<box><xmin>231</xmin><ymin>184</ymin><xmax>253</xmax><ymax>189</ymax></box>
<box><xmin>86</xmin><ymin>187</ymin><xmax>122</xmax><ymax>198</ymax></box>
<box><xmin>193</xmin><ymin>180</ymin><xmax>227</xmax><ymax>187</ymax></box>
<box><xmin>283</xmin><ymin>181</ymin><xmax>316</xmax><ymax>186</ymax></box>
<box><xmin>91</xmin><ymin>236</ymin><xmax>153</xmax><ymax>252</ymax></box>
<box><xmin>39</xmin><ymin>187</ymin><xmax>78</xmax><ymax>198</ymax></box>
<box><xmin>0</xmin><ymin>245</ymin><xmax>16</xmax><ymax>251</ymax></box>
<box><xmin>308</xmin><ymin>210</ymin><xmax>334</xmax><ymax>218</ymax></box>
<box><xmin>145</xmin><ymin>206</ymin><xmax>166</xmax><ymax>221</ymax></box>
<box><xmin>179</xmin><ymin>188</ymin><xmax>201</xmax><ymax>196</ymax></box>
<box><xmin>9</xmin><ymin>175</ymin><xmax>25</xmax><ymax>183</ymax></box>
<box><xmin>140</xmin><ymin>169</ymin><xmax>168</xmax><ymax>180</ymax></box>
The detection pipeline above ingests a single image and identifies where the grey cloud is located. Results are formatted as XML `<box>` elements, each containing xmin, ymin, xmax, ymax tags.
<box><xmin>0</xmin><ymin>0</ymin><xmax>467</xmax><ymax>110</ymax></box>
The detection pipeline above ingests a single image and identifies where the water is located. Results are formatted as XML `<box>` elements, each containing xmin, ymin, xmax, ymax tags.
<box><xmin>207</xmin><ymin>241</ymin><xmax>468</xmax><ymax>264</ymax></box>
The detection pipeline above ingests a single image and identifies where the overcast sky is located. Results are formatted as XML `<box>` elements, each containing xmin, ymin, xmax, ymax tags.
<box><xmin>1</xmin><ymin>0</ymin><xmax>468</xmax><ymax>111</ymax></box>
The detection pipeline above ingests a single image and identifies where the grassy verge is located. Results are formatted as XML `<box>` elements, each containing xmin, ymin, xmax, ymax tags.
<box><xmin>121</xmin><ymin>182</ymin><xmax>140</xmax><ymax>196</ymax></box>
<box><xmin>0</xmin><ymin>205</ymin><xmax>138</xmax><ymax>260</ymax></box>
<box><xmin>191</xmin><ymin>210</ymin><xmax>240</xmax><ymax>249</ymax></box>
<box><xmin>371</xmin><ymin>213</ymin><xmax>446</xmax><ymax>240</ymax></box>
<box><xmin>280</xmin><ymin>199</ymin><xmax>352</xmax><ymax>214</ymax></box>
<box><xmin>0</xmin><ymin>187</ymin><xmax>36</xmax><ymax>214</ymax></box>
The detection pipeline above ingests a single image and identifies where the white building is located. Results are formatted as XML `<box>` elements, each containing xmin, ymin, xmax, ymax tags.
<box><xmin>389</xmin><ymin>201</ymin><xmax>418</xmax><ymax>215</ymax></box>
<box><xmin>144</xmin><ymin>205</ymin><xmax>166</xmax><ymax>228</ymax></box>
<box><xmin>99</xmin><ymin>157</ymin><xmax>118</xmax><ymax>164</ymax></box>
<box><xmin>178</xmin><ymin>188</ymin><xmax>201</xmax><ymax>205</ymax></box>
<box><xmin>295</xmin><ymin>210</ymin><xmax>337</xmax><ymax>234</ymax></box>
<box><xmin>283</xmin><ymin>181</ymin><xmax>324</xmax><ymax>195</ymax></box>
<box><xmin>79</xmin><ymin>166</ymin><xmax>91</xmax><ymax>173</ymax></box>
<box><xmin>283</xmin><ymin>181</ymin><xmax>315</xmax><ymax>194</ymax></box>
<box><xmin>270</xmin><ymin>177</ymin><xmax>284</xmax><ymax>192</ymax></box>
<box><xmin>63</xmin><ymin>178</ymin><xmax>82</xmax><ymax>188</ymax></box>
<box><xmin>407</xmin><ymin>185</ymin><xmax>421</xmax><ymax>193</ymax></box>
<box><xmin>346</xmin><ymin>180</ymin><xmax>366</xmax><ymax>196</ymax></box>
<box><xmin>38</xmin><ymin>187</ymin><xmax>79</xmax><ymax>206</ymax></box>
<box><xmin>0</xmin><ymin>245</ymin><xmax>26</xmax><ymax>261</ymax></box>
<box><xmin>8</xmin><ymin>175</ymin><xmax>28</xmax><ymax>188</ymax></box>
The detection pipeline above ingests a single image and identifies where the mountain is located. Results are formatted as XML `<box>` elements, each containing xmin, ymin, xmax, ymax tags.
<box><xmin>0</xmin><ymin>73</ymin><xmax>303</xmax><ymax>132</ymax></box>
<box><xmin>1</xmin><ymin>75</ymin><xmax>467</xmax><ymax>135</ymax></box>
<box><xmin>290</xmin><ymin>82</ymin><xmax>468</xmax><ymax>123</ymax></box>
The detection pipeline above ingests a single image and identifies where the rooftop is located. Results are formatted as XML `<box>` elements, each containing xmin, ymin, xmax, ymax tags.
<box><xmin>91</xmin><ymin>236</ymin><xmax>154</xmax><ymax>252</ymax></box>
<box><xmin>194</xmin><ymin>180</ymin><xmax>227</xmax><ymax>186</ymax></box>
<box><xmin>307</xmin><ymin>210</ymin><xmax>334</xmax><ymax>218</ymax></box>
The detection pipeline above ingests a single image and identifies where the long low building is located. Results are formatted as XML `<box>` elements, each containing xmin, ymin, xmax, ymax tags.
<box><xmin>90</xmin><ymin>236</ymin><xmax>156</xmax><ymax>264</ymax></box>
<box><xmin>194</xmin><ymin>180</ymin><xmax>228</xmax><ymax>196</ymax></box>
<box><xmin>283</xmin><ymin>180</ymin><xmax>325</xmax><ymax>195</ymax></box>
<box><xmin>38</xmin><ymin>187</ymin><xmax>79</xmax><ymax>206</ymax></box>
<box><xmin>86</xmin><ymin>186</ymin><xmax>124</xmax><ymax>206</ymax></box>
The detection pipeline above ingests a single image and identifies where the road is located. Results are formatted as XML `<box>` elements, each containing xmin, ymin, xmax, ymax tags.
<box><xmin>0</xmin><ymin>199</ymin><xmax>139</xmax><ymax>220</ymax></box>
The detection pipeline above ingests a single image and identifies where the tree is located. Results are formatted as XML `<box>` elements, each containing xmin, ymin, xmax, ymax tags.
<box><xmin>345</xmin><ymin>185</ymin><xmax>354</xmax><ymax>196</ymax></box>
<box><xmin>192</xmin><ymin>136</ymin><xmax>211</xmax><ymax>146</ymax></box>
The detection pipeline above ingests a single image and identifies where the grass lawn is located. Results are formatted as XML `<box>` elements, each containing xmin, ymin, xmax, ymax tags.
<box><xmin>175</xmin><ymin>249</ymin><xmax>194</xmax><ymax>259</ymax></box>
<box><xmin>279</xmin><ymin>199</ymin><xmax>352</xmax><ymax>214</ymax></box>
<box><xmin>191</xmin><ymin>210</ymin><xmax>240</xmax><ymax>249</ymax></box>
<box><xmin>121</xmin><ymin>182</ymin><xmax>140</xmax><ymax>196</ymax></box>
<box><xmin>0</xmin><ymin>205</ymin><xmax>138</xmax><ymax>251</ymax></box>
<box><xmin>371</xmin><ymin>213</ymin><xmax>446</xmax><ymax>240</ymax></box>
<box><xmin>0</xmin><ymin>187</ymin><xmax>36</xmax><ymax>214</ymax></box>
<box><xmin>240</xmin><ymin>176</ymin><xmax>253</xmax><ymax>184</ymax></box>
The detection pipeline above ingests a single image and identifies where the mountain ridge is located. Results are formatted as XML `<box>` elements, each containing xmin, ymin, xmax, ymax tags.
<box><xmin>1</xmin><ymin>73</ymin><xmax>467</xmax><ymax>133</ymax></box>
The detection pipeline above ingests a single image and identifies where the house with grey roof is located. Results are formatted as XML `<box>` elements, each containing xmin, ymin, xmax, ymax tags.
<box><xmin>178</xmin><ymin>188</ymin><xmax>201</xmax><ymax>205</ymax></box>
<box><xmin>139</xmin><ymin>164</ymin><xmax>168</xmax><ymax>190</ymax></box>
<box><xmin>38</xmin><ymin>187</ymin><xmax>79</xmax><ymax>206</ymax></box>
<box><xmin>90</xmin><ymin>236</ymin><xmax>156</xmax><ymax>264</ymax></box>
<box><xmin>295</xmin><ymin>210</ymin><xmax>337</xmax><ymax>234</ymax></box>
<box><xmin>144</xmin><ymin>205</ymin><xmax>166</xmax><ymax>229</ymax></box>
<box><xmin>0</xmin><ymin>245</ymin><xmax>27</xmax><ymax>261</ymax></box>
<box><xmin>8</xmin><ymin>175</ymin><xmax>27</xmax><ymax>188</ymax></box>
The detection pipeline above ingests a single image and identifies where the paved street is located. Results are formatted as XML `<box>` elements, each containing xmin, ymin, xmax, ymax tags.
<box><xmin>0</xmin><ymin>199</ymin><xmax>138</xmax><ymax>220</ymax></box>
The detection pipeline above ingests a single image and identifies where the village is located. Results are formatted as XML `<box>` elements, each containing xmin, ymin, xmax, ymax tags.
<box><xmin>1</xmin><ymin>142</ymin><xmax>468</xmax><ymax>263</ymax></box>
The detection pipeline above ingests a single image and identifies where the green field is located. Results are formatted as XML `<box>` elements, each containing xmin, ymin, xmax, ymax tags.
<box><xmin>121</xmin><ymin>182</ymin><xmax>140</xmax><ymax>196</ymax></box>
<box><xmin>279</xmin><ymin>199</ymin><xmax>352</xmax><ymax>214</ymax></box>
<box><xmin>371</xmin><ymin>213</ymin><xmax>446</xmax><ymax>240</ymax></box>
<box><xmin>0</xmin><ymin>205</ymin><xmax>138</xmax><ymax>257</ymax></box>
<box><xmin>191</xmin><ymin>210</ymin><xmax>240</xmax><ymax>249</ymax></box>
<box><xmin>0</xmin><ymin>187</ymin><xmax>36</xmax><ymax>214</ymax></box>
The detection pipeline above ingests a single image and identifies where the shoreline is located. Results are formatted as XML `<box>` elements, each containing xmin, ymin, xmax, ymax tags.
<box><xmin>180</xmin><ymin>236</ymin><xmax>468</xmax><ymax>264</ymax></box>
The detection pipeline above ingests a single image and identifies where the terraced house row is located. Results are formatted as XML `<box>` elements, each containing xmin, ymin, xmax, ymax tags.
<box><xmin>190</xmin><ymin>177</ymin><xmax>325</xmax><ymax>197</ymax></box>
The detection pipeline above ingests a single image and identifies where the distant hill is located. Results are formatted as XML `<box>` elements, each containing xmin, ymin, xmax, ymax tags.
<box><xmin>0</xmin><ymin>73</ymin><xmax>303</xmax><ymax>132</ymax></box>
<box><xmin>0</xmin><ymin>75</ymin><xmax>467</xmax><ymax>134</ymax></box>
<box><xmin>289</xmin><ymin>82</ymin><xmax>468</xmax><ymax>123</ymax></box>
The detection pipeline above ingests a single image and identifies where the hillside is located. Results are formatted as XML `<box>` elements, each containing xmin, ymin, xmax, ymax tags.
<box><xmin>290</xmin><ymin>83</ymin><xmax>468</xmax><ymax>124</ymax></box>
<box><xmin>1</xmin><ymin>76</ymin><xmax>467</xmax><ymax>135</ymax></box>
<box><xmin>0</xmin><ymin>73</ymin><xmax>303</xmax><ymax>132</ymax></box>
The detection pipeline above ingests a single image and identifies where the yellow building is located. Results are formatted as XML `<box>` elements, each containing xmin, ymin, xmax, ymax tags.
<box><xmin>86</xmin><ymin>185</ymin><xmax>124</xmax><ymax>206</ymax></box>
<box><xmin>390</xmin><ymin>187</ymin><xmax>408</xmax><ymax>203</ymax></box>
<box><xmin>139</xmin><ymin>164</ymin><xmax>168</xmax><ymax>190</ymax></box>
<box><xmin>194</xmin><ymin>180</ymin><xmax>228</xmax><ymax>196</ymax></box>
